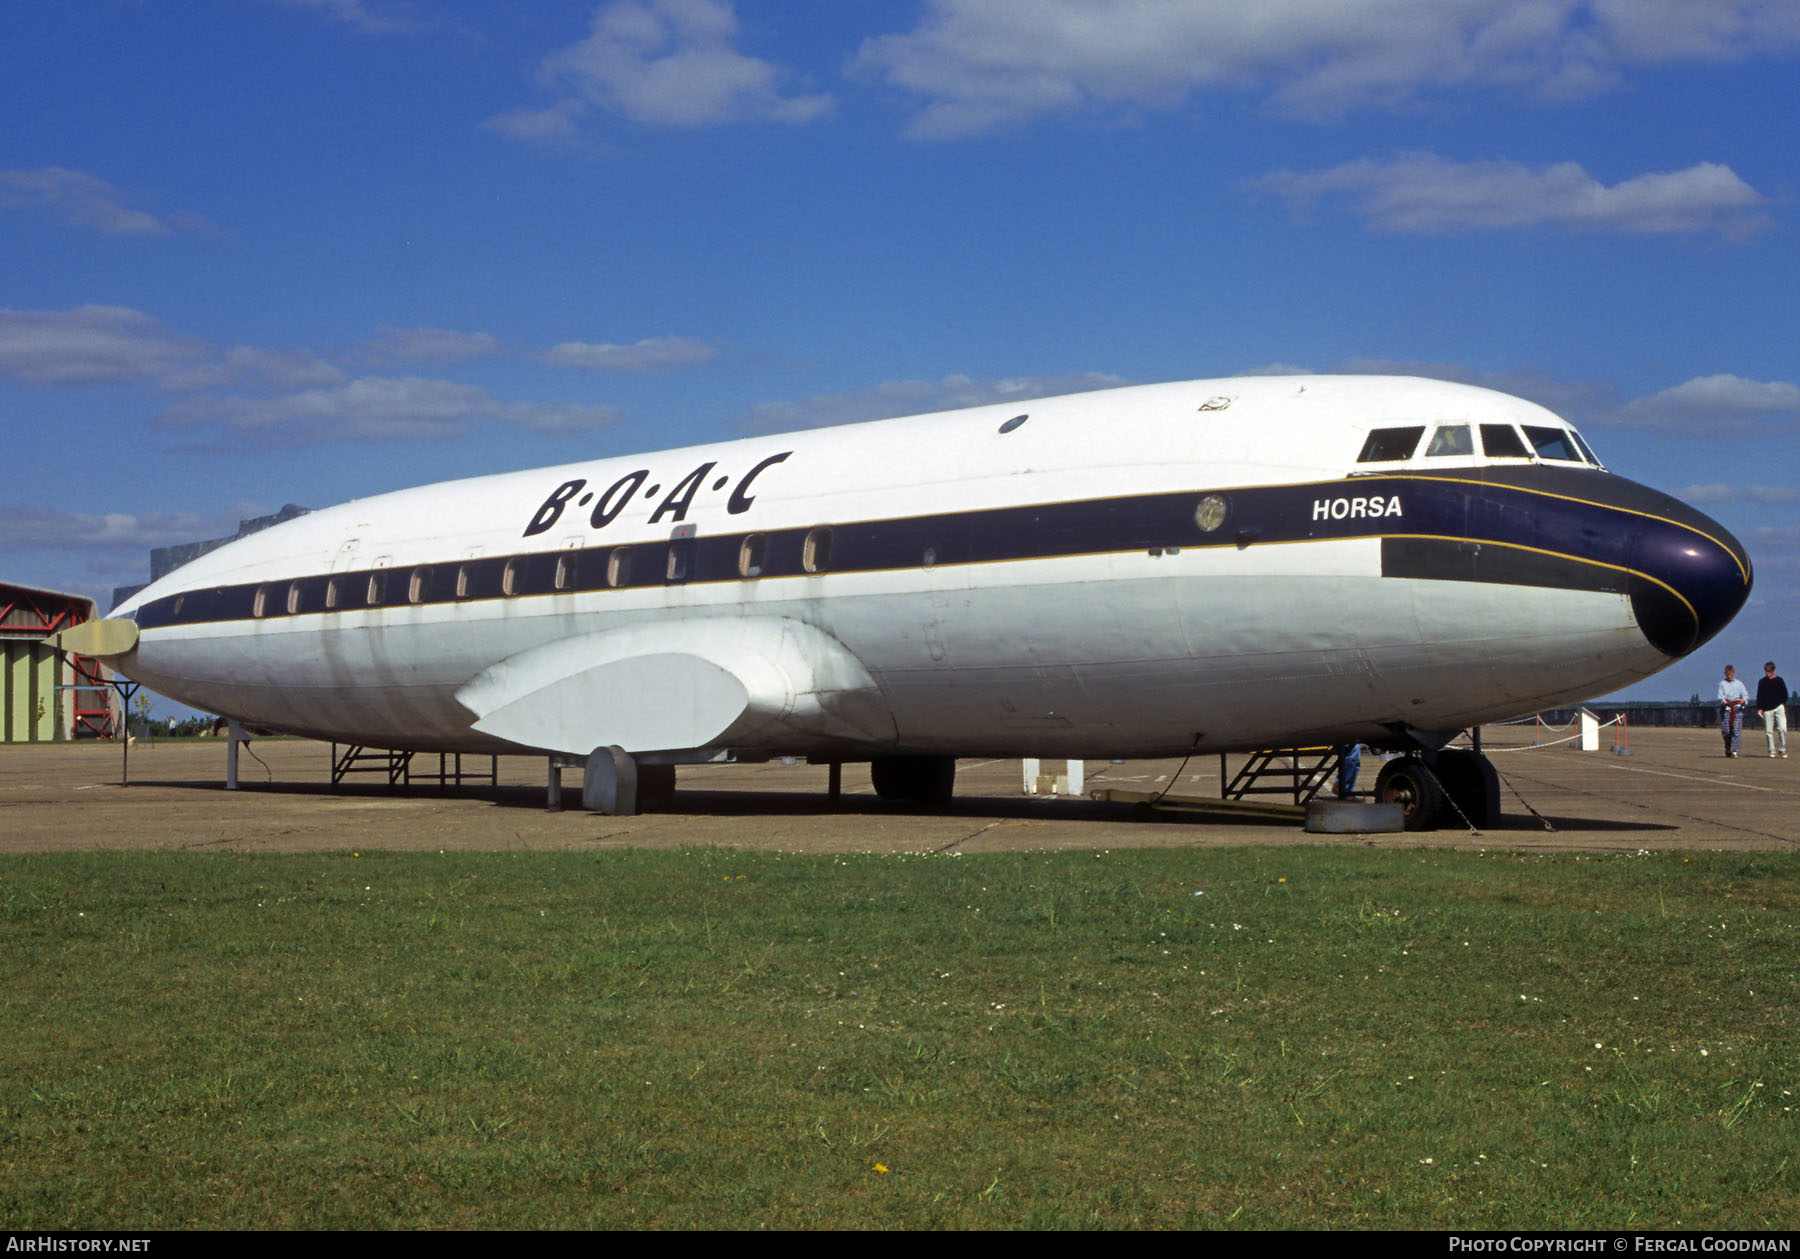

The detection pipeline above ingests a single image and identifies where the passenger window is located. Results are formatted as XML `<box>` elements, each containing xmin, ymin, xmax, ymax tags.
<box><xmin>803</xmin><ymin>527</ymin><xmax>833</xmax><ymax>574</ymax></box>
<box><xmin>607</xmin><ymin>547</ymin><xmax>631</xmax><ymax>589</ymax></box>
<box><xmin>554</xmin><ymin>554</ymin><xmax>576</xmax><ymax>591</ymax></box>
<box><xmin>502</xmin><ymin>558</ymin><xmax>522</xmax><ymax>597</ymax></box>
<box><xmin>253</xmin><ymin>585</ymin><xmax>270</xmax><ymax>618</ymax></box>
<box><xmin>286</xmin><ymin>581</ymin><xmax>305</xmax><ymax>615</ymax></box>
<box><xmin>366</xmin><ymin>572</ymin><xmax>386</xmax><ymax>605</ymax></box>
<box><xmin>325</xmin><ymin>577</ymin><xmax>343</xmax><ymax>610</ymax></box>
<box><xmin>1426</xmin><ymin>425</ymin><xmax>1472</xmax><ymax>457</ymax></box>
<box><xmin>665</xmin><ymin>541</ymin><xmax>691</xmax><ymax>583</ymax></box>
<box><xmin>1357</xmin><ymin>426</ymin><xmax>1424</xmax><ymax>462</ymax></box>
<box><xmin>738</xmin><ymin>534</ymin><xmax>765</xmax><ymax>578</ymax></box>
<box><xmin>1479</xmin><ymin>424</ymin><xmax>1530</xmax><ymax>458</ymax></box>
<box><xmin>408</xmin><ymin>567</ymin><xmax>432</xmax><ymax>604</ymax></box>
<box><xmin>1523</xmin><ymin>425</ymin><xmax>1581</xmax><ymax>461</ymax></box>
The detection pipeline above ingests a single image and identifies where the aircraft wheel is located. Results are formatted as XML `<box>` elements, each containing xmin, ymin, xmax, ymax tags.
<box><xmin>1434</xmin><ymin>749</ymin><xmax>1499</xmax><ymax>828</ymax></box>
<box><xmin>1375</xmin><ymin>756</ymin><xmax>1446</xmax><ymax>831</ymax></box>
<box><xmin>870</xmin><ymin>755</ymin><xmax>956</xmax><ymax>806</ymax></box>
<box><xmin>638</xmin><ymin>764</ymin><xmax>676</xmax><ymax>812</ymax></box>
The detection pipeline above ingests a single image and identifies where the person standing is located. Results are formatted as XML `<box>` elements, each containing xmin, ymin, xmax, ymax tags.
<box><xmin>1719</xmin><ymin>665</ymin><xmax>1750</xmax><ymax>758</ymax></box>
<box><xmin>1756</xmin><ymin>661</ymin><xmax>1789</xmax><ymax>758</ymax></box>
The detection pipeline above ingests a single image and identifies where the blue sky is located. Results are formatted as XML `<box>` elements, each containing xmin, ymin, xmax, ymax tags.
<box><xmin>3</xmin><ymin>0</ymin><xmax>1797</xmax><ymax>709</ymax></box>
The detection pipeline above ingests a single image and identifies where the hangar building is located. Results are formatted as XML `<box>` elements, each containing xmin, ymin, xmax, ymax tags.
<box><xmin>1</xmin><ymin>581</ymin><xmax>118</xmax><ymax>742</ymax></box>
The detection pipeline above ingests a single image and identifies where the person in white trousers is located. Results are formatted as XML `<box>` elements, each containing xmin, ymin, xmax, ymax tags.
<box><xmin>1756</xmin><ymin>661</ymin><xmax>1789</xmax><ymax>758</ymax></box>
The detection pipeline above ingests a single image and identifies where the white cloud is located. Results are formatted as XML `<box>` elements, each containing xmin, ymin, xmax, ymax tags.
<box><xmin>0</xmin><ymin>167</ymin><xmax>174</xmax><ymax>236</ymax></box>
<box><xmin>481</xmin><ymin>105</ymin><xmax>586</xmax><ymax>145</ymax></box>
<box><xmin>270</xmin><ymin>0</ymin><xmax>422</xmax><ymax>35</ymax></box>
<box><xmin>0</xmin><ymin>505</ymin><xmax>270</xmax><ymax>604</ymax></box>
<box><xmin>1330</xmin><ymin>357</ymin><xmax>1618</xmax><ymax>421</ymax></box>
<box><xmin>360</xmin><ymin>326</ymin><xmax>502</xmax><ymax>363</ymax></box>
<box><xmin>163</xmin><ymin>345</ymin><xmax>346</xmax><ymax>391</ymax></box>
<box><xmin>1600</xmin><ymin>375</ymin><xmax>1800</xmax><ymax>434</ymax></box>
<box><xmin>536</xmin><ymin>336</ymin><xmax>717</xmax><ymax>372</ymax></box>
<box><xmin>1250</xmin><ymin>153</ymin><xmax>1768</xmax><ymax>237</ymax></box>
<box><xmin>0</xmin><ymin>307</ymin><xmax>640</xmax><ymax>445</ymax></box>
<box><xmin>1593</xmin><ymin>0</ymin><xmax>1800</xmax><ymax>63</ymax></box>
<box><xmin>1678</xmin><ymin>483</ymin><xmax>1800</xmax><ymax>505</ymax></box>
<box><xmin>1233</xmin><ymin>362</ymin><xmax>1317</xmax><ymax>377</ymax></box>
<box><xmin>854</xmin><ymin>0</ymin><xmax>1800</xmax><ymax>137</ymax></box>
<box><xmin>0</xmin><ymin>306</ymin><xmax>343</xmax><ymax>390</ymax></box>
<box><xmin>504</xmin><ymin>0</ymin><xmax>833</xmax><ymax>135</ymax></box>
<box><xmin>1743</xmin><ymin>526</ymin><xmax>1800</xmax><ymax>585</ymax></box>
<box><xmin>0</xmin><ymin>306</ymin><xmax>208</xmax><ymax>386</ymax></box>
<box><xmin>737</xmin><ymin>371</ymin><xmax>1128</xmax><ymax>433</ymax></box>
<box><xmin>1267</xmin><ymin>359</ymin><xmax>1800</xmax><ymax>443</ymax></box>
<box><xmin>158</xmin><ymin>376</ymin><xmax>625</xmax><ymax>444</ymax></box>
<box><xmin>0</xmin><ymin>507</ymin><xmax>239</xmax><ymax>560</ymax></box>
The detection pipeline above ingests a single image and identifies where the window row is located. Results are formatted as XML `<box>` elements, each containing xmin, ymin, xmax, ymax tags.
<box><xmin>1356</xmin><ymin>423</ymin><xmax>1601</xmax><ymax>466</ymax></box>
<box><xmin>243</xmin><ymin>527</ymin><xmax>837</xmax><ymax>618</ymax></box>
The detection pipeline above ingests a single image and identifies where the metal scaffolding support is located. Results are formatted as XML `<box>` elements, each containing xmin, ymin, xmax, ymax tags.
<box><xmin>1222</xmin><ymin>746</ymin><xmax>1345</xmax><ymax>806</ymax></box>
<box><xmin>329</xmin><ymin>744</ymin><xmax>498</xmax><ymax>790</ymax></box>
<box><xmin>330</xmin><ymin>744</ymin><xmax>415</xmax><ymax>786</ymax></box>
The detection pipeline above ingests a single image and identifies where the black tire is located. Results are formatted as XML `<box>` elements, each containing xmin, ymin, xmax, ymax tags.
<box><xmin>870</xmin><ymin>755</ymin><xmax>956</xmax><ymax>806</ymax></box>
<box><xmin>1434</xmin><ymin>749</ymin><xmax>1499</xmax><ymax>828</ymax></box>
<box><xmin>1375</xmin><ymin>756</ymin><xmax>1447</xmax><ymax>831</ymax></box>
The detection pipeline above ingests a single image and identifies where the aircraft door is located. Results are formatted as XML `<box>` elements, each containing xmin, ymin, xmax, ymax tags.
<box><xmin>666</xmin><ymin>523</ymin><xmax>696</xmax><ymax>585</ymax></box>
<box><xmin>322</xmin><ymin>533</ymin><xmax>363</xmax><ymax>612</ymax></box>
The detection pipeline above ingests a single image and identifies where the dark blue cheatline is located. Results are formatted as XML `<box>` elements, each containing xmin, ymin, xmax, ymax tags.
<box><xmin>1626</xmin><ymin>504</ymin><xmax>1752</xmax><ymax>657</ymax></box>
<box><xmin>1367</xmin><ymin>468</ymin><xmax>1751</xmax><ymax>658</ymax></box>
<box><xmin>130</xmin><ymin>465</ymin><xmax>1751</xmax><ymax>663</ymax></box>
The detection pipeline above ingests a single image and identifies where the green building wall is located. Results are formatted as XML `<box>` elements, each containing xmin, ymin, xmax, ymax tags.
<box><xmin>2</xmin><ymin>640</ymin><xmax>63</xmax><ymax>742</ymax></box>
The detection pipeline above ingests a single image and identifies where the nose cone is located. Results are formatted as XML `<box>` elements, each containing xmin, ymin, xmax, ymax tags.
<box><xmin>1625</xmin><ymin>489</ymin><xmax>1752</xmax><ymax>657</ymax></box>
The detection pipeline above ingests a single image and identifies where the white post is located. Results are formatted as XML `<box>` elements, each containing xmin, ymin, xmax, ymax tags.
<box><xmin>226</xmin><ymin>720</ymin><xmax>247</xmax><ymax>789</ymax></box>
<box><xmin>1022</xmin><ymin>757</ymin><xmax>1041</xmax><ymax>794</ymax></box>
<box><xmin>1577</xmin><ymin>710</ymin><xmax>1599</xmax><ymax>751</ymax></box>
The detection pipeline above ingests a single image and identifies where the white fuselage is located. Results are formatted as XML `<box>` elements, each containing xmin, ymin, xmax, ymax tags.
<box><xmin>109</xmin><ymin>376</ymin><xmax>1746</xmax><ymax>761</ymax></box>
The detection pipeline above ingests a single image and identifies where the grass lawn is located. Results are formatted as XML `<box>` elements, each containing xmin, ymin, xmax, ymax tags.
<box><xmin>3</xmin><ymin>846</ymin><xmax>1795</xmax><ymax>1228</ymax></box>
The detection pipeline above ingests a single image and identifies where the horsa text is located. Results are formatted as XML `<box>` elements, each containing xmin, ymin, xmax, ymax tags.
<box><xmin>523</xmin><ymin>451</ymin><xmax>793</xmax><ymax>538</ymax></box>
<box><xmin>1312</xmin><ymin>495</ymin><xmax>1403</xmax><ymax>521</ymax></box>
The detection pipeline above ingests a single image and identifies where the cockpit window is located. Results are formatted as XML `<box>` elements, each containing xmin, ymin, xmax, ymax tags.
<box><xmin>1569</xmin><ymin>428</ymin><xmax>1602</xmax><ymax>467</ymax></box>
<box><xmin>1479</xmin><ymin>424</ymin><xmax>1530</xmax><ymax>458</ymax></box>
<box><xmin>1425</xmin><ymin>424</ymin><xmax>1472</xmax><ymax>457</ymax></box>
<box><xmin>1523</xmin><ymin>425</ymin><xmax>1582</xmax><ymax>461</ymax></box>
<box><xmin>1357</xmin><ymin>426</ymin><xmax>1424</xmax><ymax>463</ymax></box>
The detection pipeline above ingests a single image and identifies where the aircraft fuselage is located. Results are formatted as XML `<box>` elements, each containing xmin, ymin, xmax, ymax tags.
<box><xmin>108</xmin><ymin>376</ymin><xmax>1751</xmax><ymax>767</ymax></box>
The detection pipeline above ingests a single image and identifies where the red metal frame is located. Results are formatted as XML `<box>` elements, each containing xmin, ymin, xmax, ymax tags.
<box><xmin>0</xmin><ymin>586</ymin><xmax>78</xmax><ymax>634</ymax></box>
<box><xmin>1</xmin><ymin>586</ymin><xmax>118</xmax><ymax>739</ymax></box>
<box><xmin>69</xmin><ymin>650</ymin><xmax>117</xmax><ymax>739</ymax></box>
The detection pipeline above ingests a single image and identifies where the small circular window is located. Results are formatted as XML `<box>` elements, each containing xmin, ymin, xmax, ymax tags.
<box><xmin>1194</xmin><ymin>494</ymin><xmax>1228</xmax><ymax>533</ymax></box>
<box><xmin>998</xmin><ymin>414</ymin><xmax>1028</xmax><ymax>434</ymax></box>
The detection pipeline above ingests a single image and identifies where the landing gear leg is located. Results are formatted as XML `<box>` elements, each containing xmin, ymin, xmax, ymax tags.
<box><xmin>583</xmin><ymin>744</ymin><xmax>639</xmax><ymax>815</ymax></box>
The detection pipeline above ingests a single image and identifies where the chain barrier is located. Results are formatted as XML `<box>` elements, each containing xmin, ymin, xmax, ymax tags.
<box><xmin>1467</xmin><ymin>713</ymin><xmax>1627</xmax><ymax>753</ymax></box>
